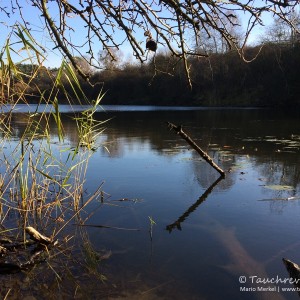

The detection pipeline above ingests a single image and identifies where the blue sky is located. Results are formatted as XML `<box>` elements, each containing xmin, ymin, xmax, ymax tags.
<box><xmin>0</xmin><ymin>0</ymin><xmax>150</xmax><ymax>68</ymax></box>
<box><xmin>0</xmin><ymin>0</ymin><xmax>288</xmax><ymax>69</ymax></box>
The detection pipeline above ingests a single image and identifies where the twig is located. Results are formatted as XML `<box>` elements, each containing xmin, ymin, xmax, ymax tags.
<box><xmin>258</xmin><ymin>197</ymin><xmax>300</xmax><ymax>201</ymax></box>
<box><xmin>74</xmin><ymin>224</ymin><xmax>140</xmax><ymax>231</ymax></box>
<box><xmin>3</xmin><ymin>288</ymin><xmax>11</xmax><ymax>300</ymax></box>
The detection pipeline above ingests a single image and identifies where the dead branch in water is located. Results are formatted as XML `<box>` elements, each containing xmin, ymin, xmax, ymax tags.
<box><xmin>167</xmin><ymin>122</ymin><xmax>226</xmax><ymax>177</ymax></box>
<box><xmin>25</xmin><ymin>226</ymin><xmax>52</xmax><ymax>244</ymax></box>
<box><xmin>0</xmin><ymin>227</ymin><xmax>57</xmax><ymax>274</ymax></box>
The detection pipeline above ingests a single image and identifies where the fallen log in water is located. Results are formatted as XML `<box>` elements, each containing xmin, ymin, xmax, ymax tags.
<box><xmin>283</xmin><ymin>258</ymin><xmax>300</xmax><ymax>296</ymax></box>
<box><xmin>283</xmin><ymin>258</ymin><xmax>300</xmax><ymax>284</ymax></box>
<box><xmin>25</xmin><ymin>226</ymin><xmax>52</xmax><ymax>244</ymax></box>
<box><xmin>0</xmin><ymin>227</ymin><xmax>56</xmax><ymax>274</ymax></box>
<box><xmin>167</xmin><ymin>122</ymin><xmax>226</xmax><ymax>177</ymax></box>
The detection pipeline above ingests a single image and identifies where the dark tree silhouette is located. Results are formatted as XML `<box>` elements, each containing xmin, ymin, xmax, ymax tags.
<box><xmin>1</xmin><ymin>0</ymin><xmax>299</xmax><ymax>87</ymax></box>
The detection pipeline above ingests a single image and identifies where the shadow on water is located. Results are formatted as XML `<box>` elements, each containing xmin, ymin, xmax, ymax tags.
<box><xmin>166</xmin><ymin>175</ymin><xmax>224</xmax><ymax>232</ymax></box>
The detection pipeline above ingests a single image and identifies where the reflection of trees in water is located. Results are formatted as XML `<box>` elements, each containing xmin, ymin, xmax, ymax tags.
<box><xmin>254</xmin><ymin>157</ymin><xmax>300</xmax><ymax>195</ymax></box>
<box><xmin>268</xmin><ymin>200</ymin><xmax>291</xmax><ymax>215</ymax></box>
<box><xmin>248</xmin><ymin>155</ymin><xmax>300</xmax><ymax>214</ymax></box>
<box><xmin>8</xmin><ymin>113</ymin><xmax>74</xmax><ymax>143</ymax></box>
<box><xmin>99</xmin><ymin>134</ymin><xmax>123</xmax><ymax>158</ymax></box>
<box><xmin>7</xmin><ymin>110</ymin><xmax>300</xmax><ymax>192</ymax></box>
<box><xmin>190</xmin><ymin>150</ymin><xmax>236</xmax><ymax>191</ymax></box>
<box><xmin>97</xmin><ymin>135</ymin><xmax>152</xmax><ymax>158</ymax></box>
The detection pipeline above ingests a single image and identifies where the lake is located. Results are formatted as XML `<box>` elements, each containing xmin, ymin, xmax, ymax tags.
<box><xmin>1</xmin><ymin>105</ymin><xmax>300</xmax><ymax>299</ymax></box>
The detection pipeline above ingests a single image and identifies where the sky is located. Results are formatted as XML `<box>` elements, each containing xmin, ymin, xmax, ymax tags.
<box><xmin>0</xmin><ymin>0</ymin><xmax>144</xmax><ymax>68</ymax></box>
<box><xmin>0</xmin><ymin>0</ymin><xmax>296</xmax><ymax>69</ymax></box>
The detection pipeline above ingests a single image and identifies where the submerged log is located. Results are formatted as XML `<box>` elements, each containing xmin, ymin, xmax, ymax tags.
<box><xmin>167</xmin><ymin>122</ymin><xmax>226</xmax><ymax>177</ymax></box>
<box><xmin>283</xmin><ymin>258</ymin><xmax>300</xmax><ymax>296</ymax></box>
<box><xmin>0</xmin><ymin>228</ymin><xmax>57</xmax><ymax>275</ymax></box>
<box><xmin>283</xmin><ymin>258</ymin><xmax>300</xmax><ymax>285</ymax></box>
<box><xmin>25</xmin><ymin>227</ymin><xmax>52</xmax><ymax>244</ymax></box>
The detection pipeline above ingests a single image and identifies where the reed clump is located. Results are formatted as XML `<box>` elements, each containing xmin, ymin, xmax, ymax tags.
<box><xmin>0</xmin><ymin>23</ymin><xmax>110</xmax><ymax>298</ymax></box>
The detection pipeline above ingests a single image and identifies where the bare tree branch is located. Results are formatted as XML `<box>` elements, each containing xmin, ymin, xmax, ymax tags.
<box><xmin>2</xmin><ymin>0</ymin><xmax>299</xmax><ymax>86</ymax></box>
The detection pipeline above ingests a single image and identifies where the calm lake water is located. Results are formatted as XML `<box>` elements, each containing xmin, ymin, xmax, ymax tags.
<box><xmin>2</xmin><ymin>105</ymin><xmax>300</xmax><ymax>299</ymax></box>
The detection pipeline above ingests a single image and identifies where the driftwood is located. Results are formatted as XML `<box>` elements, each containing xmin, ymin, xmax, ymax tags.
<box><xmin>0</xmin><ymin>242</ymin><xmax>58</xmax><ymax>274</ymax></box>
<box><xmin>0</xmin><ymin>227</ymin><xmax>56</xmax><ymax>274</ymax></box>
<box><xmin>25</xmin><ymin>226</ymin><xmax>52</xmax><ymax>244</ymax></box>
<box><xmin>167</xmin><ymin>122</ymin><xmax>226</xmax><ymax>177</ymax></box>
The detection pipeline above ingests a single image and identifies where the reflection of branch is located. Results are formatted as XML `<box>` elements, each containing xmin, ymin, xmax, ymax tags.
<box><xmin>166</xmin><ymin>175</ymin><xmax>223</xmax><ymax>233</ymax></box>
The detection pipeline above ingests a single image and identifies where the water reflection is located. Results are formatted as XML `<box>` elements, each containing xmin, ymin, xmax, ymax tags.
<box><xmin>4</xmin><ymin>107</ymin><xmax>300</xmax><ymax>219</ymax></box>
<box><xmin>166</xmin><ymin>175</ymin><xmax>224</xmax><ymax>232</ymax></box>
<box><xmin>2</xmin><ymin>106</ymin><xmax>300</xmax><ymax>299</ymax></box>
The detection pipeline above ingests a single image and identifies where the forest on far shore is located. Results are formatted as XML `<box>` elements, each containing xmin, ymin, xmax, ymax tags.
<box><xmin>14</xmin><ymin>42</ymin><xmax>300</xmax><ymax>108</ymax></box>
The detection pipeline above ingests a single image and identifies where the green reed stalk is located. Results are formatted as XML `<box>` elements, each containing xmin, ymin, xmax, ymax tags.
<box><xmin>0</xmin><ymin>23</ymin><xmax>106</xmax><ymax>229</ymax></box>
<box><xmin>0</xmin><ymin>24</ymin><xmax>109</xmax><ymax>294</ymax></box>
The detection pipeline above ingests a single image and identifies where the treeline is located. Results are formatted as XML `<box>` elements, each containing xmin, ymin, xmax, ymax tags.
<box><xmin>18</xmin><ymin>42</ymin><xmax>300</xmax><ymax>107</ymax></box>
<box><xmin>82</xmin><ymin>42</ymin><xmax>300</xmax><ymax>107</ymax></box>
